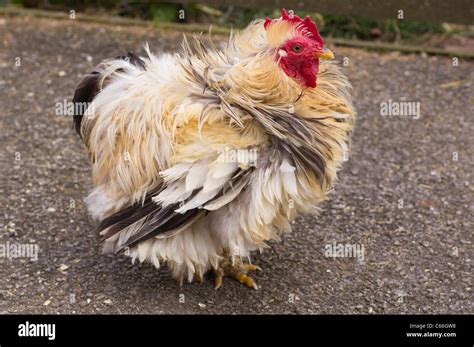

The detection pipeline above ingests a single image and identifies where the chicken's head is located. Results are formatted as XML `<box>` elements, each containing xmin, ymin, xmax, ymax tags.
<box><xmin>264</xmin><ymin>9</ymin><xmax>334</xmax><ymax>88</ymax></box>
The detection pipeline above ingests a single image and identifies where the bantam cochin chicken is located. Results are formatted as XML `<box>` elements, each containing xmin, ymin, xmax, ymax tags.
<box><xmin>73</xmin><ymin>9</ymin><xmax>355</xmax><ymax>289</ymax></box>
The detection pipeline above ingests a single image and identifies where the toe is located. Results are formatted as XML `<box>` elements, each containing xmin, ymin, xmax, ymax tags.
<box><xmin>214</xmin><ymin>268</ymin><xmax>225</xmax><ymax>289</ymax></box>
<box><xmin>236</xmin><ymin>273</ymin><xmax>259</xmax><ymax>290</ymax></box>
<box><xmin>244</xmin><ymin>264</ymin><xmax>262</xmax><ymax>272</ymax></box>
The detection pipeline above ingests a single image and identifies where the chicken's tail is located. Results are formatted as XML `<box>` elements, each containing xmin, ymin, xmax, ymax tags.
<box><xmin>71</xmin><ymin>52</ymin><xmax>147</xmax><ymax>138</ymax></box>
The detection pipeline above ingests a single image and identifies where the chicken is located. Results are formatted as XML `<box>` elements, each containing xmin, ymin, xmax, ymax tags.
<box><xmin>72</xmin><ymin>9</ymin><xmax>355</xmax><ymax>289</ymax></box>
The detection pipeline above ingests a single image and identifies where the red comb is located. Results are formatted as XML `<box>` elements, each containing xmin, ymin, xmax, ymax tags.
<box><xmin>264</xmin><ymin>9</ymin><xmax>325</xmax><ymax>46</ymax></box>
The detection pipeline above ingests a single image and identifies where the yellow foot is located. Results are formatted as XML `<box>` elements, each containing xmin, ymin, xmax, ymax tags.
<box><xmin>214</xmin><ymin>261</ymin><xmax>261</xmax><ymax>290</ymax></box>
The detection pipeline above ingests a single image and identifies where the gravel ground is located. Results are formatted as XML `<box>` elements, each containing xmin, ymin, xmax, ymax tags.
<box><xmin>0</xmin><ymin>16</ymin><xmax>472</xmax><ymax>314</ymax></box>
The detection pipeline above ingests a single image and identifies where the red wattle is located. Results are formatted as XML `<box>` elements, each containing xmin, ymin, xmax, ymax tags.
<box><xmin>280</xmin><ymin>58</ymin><xmax>319</xmax><ymax>88</ymax></box>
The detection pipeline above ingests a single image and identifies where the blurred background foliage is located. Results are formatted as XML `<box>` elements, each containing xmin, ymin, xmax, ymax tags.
<box><xmin>5</xmin><ymin>0</ymin><xmax>473</xmax><ymax>44</ymax></box>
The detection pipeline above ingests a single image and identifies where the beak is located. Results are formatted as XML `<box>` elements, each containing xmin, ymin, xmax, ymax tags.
<box><xmin>314</xmin><ymin>48</ymin><xmax>334</xmax><ymax>60</ymax></box>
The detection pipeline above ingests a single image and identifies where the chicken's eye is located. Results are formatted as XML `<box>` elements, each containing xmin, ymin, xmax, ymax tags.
<box><xmin>291</xmin><ymin>44</ymin><xmax>303</xmax><ymax>53</ymax></box>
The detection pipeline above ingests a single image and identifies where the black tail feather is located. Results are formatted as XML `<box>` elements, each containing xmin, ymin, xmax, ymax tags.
<box><xmin>72</xmin><ymin>52</ymin><xmax>147</xmax><ymax>137</ymax></box>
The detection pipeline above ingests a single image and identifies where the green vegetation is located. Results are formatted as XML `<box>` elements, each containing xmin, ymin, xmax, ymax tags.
<box><xmin>3</xmin><ymin>1</ymin><xmax>470</xmax><ymax>44</ymax></box>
